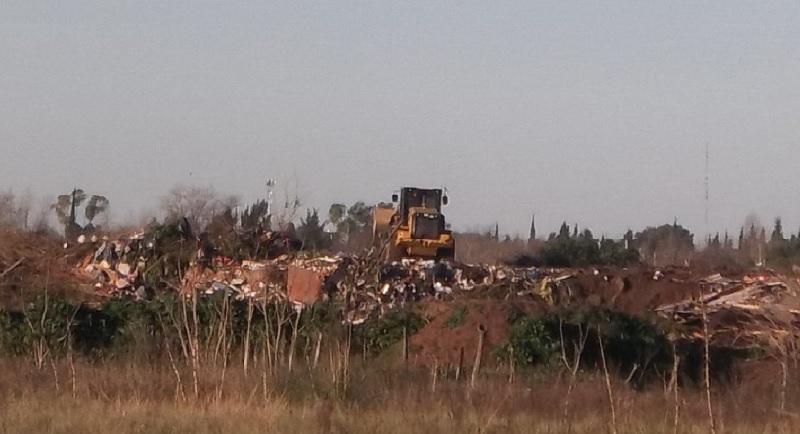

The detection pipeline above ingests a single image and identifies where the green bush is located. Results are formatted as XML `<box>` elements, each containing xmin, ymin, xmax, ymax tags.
<box><xmin>352</xmin><ymin>310</ymin><xmax>424</xmax><ymax>356</ymax></box>
<box><xmin>497</xmin><ymin>306</ymin><xmax>675</xmax><ymax>387</ymax></box>
<box><xmin>503</xmin><ymin>315</ymin><xmax>559</xmax><ymax>367</ymax></box>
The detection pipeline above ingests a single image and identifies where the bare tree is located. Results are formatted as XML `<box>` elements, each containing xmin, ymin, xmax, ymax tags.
<box><xmin>273</xmin><ymin>182</ymin><xmax>302</xmax><ymax>232</ymax></box>
<box><xmin>560</xmin><ymin>320</ymin><xmax>589</xmax><ymax>429</ymax></box>
<box><xmin>160</xmin><ymin>185</ymin><xmax>239</xmax><ymax>231</ymax></box>
<box><xmin>742</xmin><ymin>212</ymin><xmax>765</xmax><ymax>264</ymax></box>
<box><xmin>32</xmin><ymin>196</ymin><xmax>55</xmax><ymax>234</ymax></box>
<box><xmin>0</xmin><ymin>190</ymin><xmax>31</xmax><ymax>229</ymax></box>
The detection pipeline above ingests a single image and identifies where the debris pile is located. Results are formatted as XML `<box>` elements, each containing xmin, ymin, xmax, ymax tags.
<box><xmin>655</xmin><ymin>273</ymin><xmax>800</xmax><ymax>350</ymax></box>
<box><xmin>326</xmin><ymin>257</ymin><xmax>584</xmax><ymax>324</ymax></box>
<box><xmin>74</xmin><ymin>232</ymin><xmax>151</xmax><ymax>298</ymax></box>
<box><xmin>173</xmin><ymin>254</ymin><xmax>570</xmax><ymax>324</ymax></box>
<box><xmin>64</xmin><ymin>227</ymin><xmax>800</xmax><ymax>354</ymax></box>
<box><xmin>181</xmin><ymin>258</ymin><xmax>287</xmax><ymax>301</ymax></box>
<box><xmin>178</xmin><ymin>255</ymin><xmax>342</xmax><ymax>302</ymax></box>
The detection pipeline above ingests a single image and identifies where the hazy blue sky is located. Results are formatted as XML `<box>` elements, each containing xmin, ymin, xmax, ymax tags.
<box><xmin>2</xmin><ymin>1</ymin><xmax>800</xmax><ymax>239</ymax></box>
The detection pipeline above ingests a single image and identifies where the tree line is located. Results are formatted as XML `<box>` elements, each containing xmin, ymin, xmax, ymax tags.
<box><xmin>6</xmin><ymin>185</ymin><xmax>800</xmax><ymax>269</ymax></box>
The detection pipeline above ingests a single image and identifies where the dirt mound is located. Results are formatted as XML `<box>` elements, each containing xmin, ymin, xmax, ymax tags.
<box><xmin>0</xmin><ymin>229</ymin><xmax>98</xmax><ymax>309</ymax></box>
<box><xmin>407</xmin><ymin>267</ymin><xmax>740</xmax><ymax>367</ymax></box>
<box><xmin>409</xmin><ymin>298</ymin><xmax>545</xmax><ymax>367</ymax></box>
<box><xmin>565</xmin><ymin>267</ymin><xmax>717</xmax><ymax>314</ymax></box>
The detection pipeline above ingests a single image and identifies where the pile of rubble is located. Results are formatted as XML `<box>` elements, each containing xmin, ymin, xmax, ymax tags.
<box><xmin>69</xmin><ymin>228</ymin><xmax>586</xmax><ymax>324</ymax></box>
<box><xmin>74</xmin><ymin>232</ymin><xmax>151</xmax><ymax>298</ymax></box>
<box><xmin>180</xmin><ymin>255</ymin><xmax>342</xmax><ymax>303</ymax></box>
<box><xmin>176</xmin><ymin>253</ymin><xmax>579</xmax><ymax>324</ymax></box>
<box><xmin>70</xmin><ymin>229</ymin><xmax>800</xmax><ymax>353</ymax></box>
<box><xmin>655</xmin><ymin>273</ymin><xmax>800</xmax><ymax>350</ymax></box>
<box><xmin>307</xmin><ymin>257</ymin><xmax>560</xmax><ymax>324</ymax></box>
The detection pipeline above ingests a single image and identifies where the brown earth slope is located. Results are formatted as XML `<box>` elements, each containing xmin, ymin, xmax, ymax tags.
<box><xmin>0</xmin><ymin>229</ymin><xmax>99</xmax><ymax>309</ymax></box>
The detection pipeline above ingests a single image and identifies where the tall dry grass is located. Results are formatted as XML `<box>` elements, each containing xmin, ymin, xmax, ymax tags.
<box><xmin>0</xmin><ymin>354</ymin><xmax>797</xmax><ymax>434</ymax></box>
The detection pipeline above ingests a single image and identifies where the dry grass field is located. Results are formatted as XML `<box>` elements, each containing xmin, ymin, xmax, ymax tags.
<box><xmin>0</xmin><ymin>356</ymin><xmax>796</xmax><ymax>434</ymax></box>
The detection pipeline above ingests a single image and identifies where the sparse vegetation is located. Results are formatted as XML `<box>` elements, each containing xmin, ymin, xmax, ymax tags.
<box><xmin>444</xmin><ymin>305</ymin><xmax>468</xmax><ymax>329</ymax></box>
<box><xmin>0</xmin><ymin>296</ymin><xmax>798</xmax><ymax>433</ymax></box>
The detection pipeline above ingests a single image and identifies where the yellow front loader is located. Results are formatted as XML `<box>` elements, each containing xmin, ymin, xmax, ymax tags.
<box><xmin>372</xmin><ymin>187</ymin><xmax>455</xmax><ymax>262</ymax></box>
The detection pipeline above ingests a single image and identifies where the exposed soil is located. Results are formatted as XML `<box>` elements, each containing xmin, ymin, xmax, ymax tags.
<box><xmin>568</xmin><ymin>267</ymin><xmax>704</xmax><ymax>313</ymax></box>
<box><xmin>407</xmin><ymin>266</ymin><xmax>772</xmax><ymax>368</ymax></box>
<box><xmin>409</xmin><ymin>297</ymin><xmax>544</xmax><ymax>367</ymax></box>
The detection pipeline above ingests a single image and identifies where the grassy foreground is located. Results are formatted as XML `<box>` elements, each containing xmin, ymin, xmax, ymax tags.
<box><xmin>0</xmin><ymin>394</ymin><xmax>790</xmax><ymax>434</ymax></box>
<box><xmin>0</xmin><ymin>357</ymin><xmax>795</xmax><ymax>434</ymax></box>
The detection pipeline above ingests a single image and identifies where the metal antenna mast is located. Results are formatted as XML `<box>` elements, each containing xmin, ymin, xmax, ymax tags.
<box><xmin>266</xmin><ymin>179</ymin><xmax>276</xmax><ymax>229</ymax></box>
<box><xmin>704</xmin><ymin>144</ymin><xmax>710</xmax><ymax>246</ymax></box>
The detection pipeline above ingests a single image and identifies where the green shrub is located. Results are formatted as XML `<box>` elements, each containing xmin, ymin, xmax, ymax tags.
<box><xmin>352</xmin><ymin>310</ymin><xmax>424</xmax><ymax>356</ymax></box>
<box><xmin>503</xmin><ymin>315</ymin><xmax>559</xmax><ymax>367</ymax></box>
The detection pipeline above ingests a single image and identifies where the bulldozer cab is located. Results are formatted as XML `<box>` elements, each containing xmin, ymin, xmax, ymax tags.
<box><xmin>394</xmin><ymin>188</ymin><xmax>445</xmax><ymax>217</ymax></box>
<box><xmin>376</xmin><ymin>186</ymin><xmax>455</xmax><ymax>262</ymax></box>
